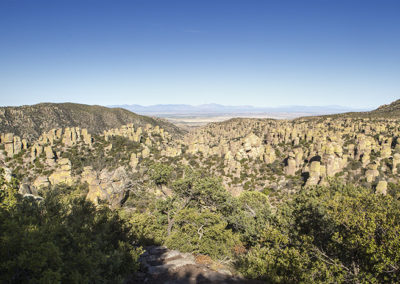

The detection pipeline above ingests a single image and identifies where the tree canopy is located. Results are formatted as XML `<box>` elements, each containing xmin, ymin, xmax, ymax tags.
<box><xmin>0</xmin><ymin>172</ymin><xmax>142</xmax><ymax>283</ymax></box>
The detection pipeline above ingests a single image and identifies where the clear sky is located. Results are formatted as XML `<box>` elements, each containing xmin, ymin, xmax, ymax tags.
<box><xmin>0</xmin><ymin>0</ymin><xmax>399</xmax><ymax>108</ymax></box>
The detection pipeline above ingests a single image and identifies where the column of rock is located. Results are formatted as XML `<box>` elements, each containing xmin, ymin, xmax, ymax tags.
<box><xmin>393</xmin><ymin>153</ymin><xmax>400</xmax><ymax>174</ymax></box>
<box><xmin>82</xmin><ymin>166</ymin><xmax>106</xmax><ymax>206</ymax></box>
<box><xmin>3</xmin><ymin>133</ymin><xmax>14</xmax><ymax>157</ymax></box>
<box><xmin>31</xmin><ymin>143</ymin><xmax>44</xmax><ymax>161</ymax></box>
<box><xmin>395</xmin><ymin>138</ymin><xmax>400</xmax><ymax>152</ymax></box>
<box><xmin>44</xmin><ymin>146</ymin><xmax>56</xmax><ymax>166</ymax></box>
<box><xmin>133</xmin><ymin>127</ymin><xmax>142</xmax><ymax>142</ymax></box>
<box><xmin>324</xmin><ymin>143</ymin><xmax>341</xmax><ymax>177</ymax></box>
<box><xmin>263</xmin><ymin>144</ymin><xmax>276</xmax><ymax>164</ymax></box>
<box><xmin>305</xmin><ymin>161</ymin><xmax>321</xmax><ymax>186</ymax></box>
<box><xmin>22</xmin><ymin>139</ymin><xmax>28</xmax><ymax>150</ymax></box>
<box><xmin>380</xmin><ymin>140</ymin><xmax>392</xmax><ymax>159</ymax></box>
<box><xmin>63</xmin><ymin>128</ymin><xmax>73</xmax><ymax>146</ymax></box>
<box><xmin>284</xmin><ymin>153</ymin><xmax>296</xmax><ymax>176</ymax></box>
<box><xmin>81</xmin><ymin>129</ymin><xmax>92</xmax><ymax>145</ymax></box>
<box><xmin>130</xmin><ymin>153</ymin><xmax>139</xmax><ymax>171</ymax></box>
<box><xmin>13</xmin><ymin>136</ymin><xmax>22</xmax><ymax>155</ymax></box>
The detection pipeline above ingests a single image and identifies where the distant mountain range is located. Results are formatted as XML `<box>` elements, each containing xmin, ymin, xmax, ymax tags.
<box><xmin>109</xmin><ymin>103</ymin><xmax>370</xmax><ymax>117</ymax></box>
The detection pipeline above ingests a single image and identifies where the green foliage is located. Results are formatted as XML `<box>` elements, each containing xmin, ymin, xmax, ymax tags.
<box><xmin>228</xmin><ymin>191</ymin><xmax>271</xmax><ymax>246</ymax></box>
<box><xmin>0</xmin><ymin>169</ymin><xmax>20</xmax><ymax>211</ymax></box>
<box><xmin>149</xmin><ymin>162</ymin><xmax>173</xmax><ymax>186</ymax></box>
<box><xmin>171</xmin><ymin>170</ymin><xmax>232</xmax><ymax>215</ymax></box>
<box><xmin>127</xmin><ymin>212</ymin><xmax>166</xmax><ymax>246</ymax></box>
<box><xmin>238</xmin><ymin>181</ymin><xmax>400</xmax><ymax>283</ymax></box>
<box><xmin>238</xmin><ymin>224</ymin><xmax>308</xmax><ymax>283</ymax></box>
<box><xmin>61</xmin><ymin>136</ymin><xmax>142</xmax><ymax>174</ymax></box>
<box><xmin>0</xmin><ymin>179</ymin><xmax>142</xmax><ymax>283</ymax></box>
<box><xmin>126</xmin><ymin>168</ymin><xmax>241</xmax><ymax>260</ymax></box>
<box><xmin>165</xmin><ymin>208</ymin><xmax>240</xmax><ymax>259</ymax></box>
<box><xmin>348</xmin><ymin>159</ymin><xmax>362</xmax><ymax>171</ymax></box>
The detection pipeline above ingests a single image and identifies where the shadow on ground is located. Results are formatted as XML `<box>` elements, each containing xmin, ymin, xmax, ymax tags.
<box><xmin>126</xmin><ymin>246</ymin><xmax>263</xmax><ymax>284</ymax></box>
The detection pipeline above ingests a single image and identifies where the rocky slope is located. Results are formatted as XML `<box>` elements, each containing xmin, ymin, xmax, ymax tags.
<box><xmin>0</xmin><ymin>122</ymin><xmax>180</xmax><ymax>207</ymax></box>
<box><xmin>0</xmin><ymin>103</ymin><xmax>185</xmax><ymax>139</ymax></box>
<box><xmin>1</xmin><ymin>100</ymin><xmax>400</xmax><ymax>206</ymax></box>
<box><xmin>1</xmin><ymin>114</ymin><xmax>399</xmax><ymax>210</ymax></box>
<box><xmin>182</xmin><ymin>116</ymin><xmax>399</xmax><ymax>196</ymax></box>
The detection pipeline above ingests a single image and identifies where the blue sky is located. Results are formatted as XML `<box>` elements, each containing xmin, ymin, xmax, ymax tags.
<box><xmin>0</xmin><ymin>0</ymin><xmax>399</xmax><ymax>108</ymax></box>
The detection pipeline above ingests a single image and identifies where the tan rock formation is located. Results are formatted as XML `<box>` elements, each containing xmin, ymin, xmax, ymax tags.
<box><xmin>33</xmin><ymin>176</ymin><xmax>50</xmax><ymax>189</ymax></box>
<box><xmin>85</xmin><ymin>167</ymin><xmax>132</xmax><ymax>208</ymax></box>
<box><xmin>305</xmin><ymin>161</ymin><xmax>321</xmax><ymax>186</ymax></box>
<box><xmin>49</xmin><ymin>158</ymin><xmax>73</xmax><ymax>186</ymax></box>
<box><xmin>376</xmin><ymin>180</ymin><xmax>387</xmax><ymax>195</ymax></box>
<box><xmin>130</xmin><ymin>153</ymin><xmax>139</xmax><ymax>170</ymax></box>
<box><xmin>142</xmin><ymin>146</ymin><xmax>150</xmax><ymax>159</ymax></box>
<box><xmin>365</xmin><ymin>163</ymin><xmax>379</xmax><ymax>183</ymax></box>
<box><xmin>81</xmin><ymin>128</ymin><xmax>92</xmax><ymax>145</ymax></box>
<box><xmin>284</xmin><ymin>154</ymin><xmax>296</xmax><ymax>176</ymax></box>
<box><xmin>393</xmin><ymin>153</ymin><xmax>400</xmax><ymax>174</ymax></box>
<box><xmin>31</xmin><ymin>143</ymin><xmax>43</xmax><ymax>160</ymax></box>
<box><xmin>3</xmin><ymin>133</ymin><xmax>14</xmax><ymax>157</ymax></box>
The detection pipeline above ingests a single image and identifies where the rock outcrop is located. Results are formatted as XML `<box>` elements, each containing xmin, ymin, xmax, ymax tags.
<box><xmin>49</xmin><ymin>158</ymin><xmax>74</xmax><ymax>186</ymax></box>
<box><xmin>133</xmin><ymin>246</ymin><xmax>258</xmax><ymax>284</ymax></box>
<box><xmin>84</xmin><ymin>166</ymin><xmax>131</xmax><ymax>208</ymax></box>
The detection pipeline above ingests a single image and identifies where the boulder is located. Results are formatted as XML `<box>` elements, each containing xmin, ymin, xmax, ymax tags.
<box><xmin>33</xmin><ymin>175</ymin><xmax>50</xmax><ymax>189</ymax></box>
<box><xmin>376</xmin><ymin>181</ymin><xmax>387</xmax><ymax>195</ymax></box>
<box><xmin>48</xmin><ymin>158</ymin><xmax>73</xmax><ymax>186</ymax></box>
<box><xmin>85</xmin><ymin>167</ymin><xmax>131</xmax><ymax>208</ymax></box>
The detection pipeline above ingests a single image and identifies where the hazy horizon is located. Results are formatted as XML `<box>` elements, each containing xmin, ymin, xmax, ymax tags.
<box><xmin>0</xmin><ymin>101</ymin><xmax>374</xmax><ymax>111</ymax></box>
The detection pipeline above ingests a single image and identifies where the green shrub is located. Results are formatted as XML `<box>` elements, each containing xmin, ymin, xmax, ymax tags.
<box><xmin>149</xmin><ymin>163</ymin><xmax>173</xmax><ymax>186</ymax></box>
<box><xmin>239</xmin><ymin>182</ymin><xmax>400</xmax><ymax>283</ymax></box>
<box><xmin>0</xmin><ymin>180</ymin><xmax>142</xmax><ymax>283</ymax></box>
<box><xmin>165</xmin><ymin>208</ymin><xmax>240</xmax><ymax>259</ymax></box>
<box><xmin>127</xmin><ymin>212</ymin><xmax>166</xmax><ymax>246</ymax></box>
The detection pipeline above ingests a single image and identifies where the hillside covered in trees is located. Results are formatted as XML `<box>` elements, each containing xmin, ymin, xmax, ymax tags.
<box><xmin>0</xmin><ymin>103</ymin><xmax>184</xmax><ymax>140</ymax></box>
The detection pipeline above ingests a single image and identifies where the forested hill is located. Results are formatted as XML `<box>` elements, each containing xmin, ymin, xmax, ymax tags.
<box><xmin>297</xmin><ymin>99</ymin><xmax>400</xmax><ymax>120</ymax></box>
<box><xmin>0</xmin><ymin>103</ymin><xmax>185</xmax><ymax>139</ymax></box>
<box><xmin>371</xmin><ymin>99</ymin><xmax>400</xmax><ymax>117</ymax></box>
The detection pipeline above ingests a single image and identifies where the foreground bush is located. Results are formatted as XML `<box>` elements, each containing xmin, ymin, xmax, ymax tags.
<box><xmin>238</xmin><ymin>182</ymin><xmax>400</xmax><ymax>283</ymax></box>
<box><xmin>165</xmin><ymin>208</ymin><xmax>240</xmax><ymax>259</ymax></box>
<box><xmin>0</xmin><ymin>175</ymin><xmax>142</xmax><ymax>283</ymax></box>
